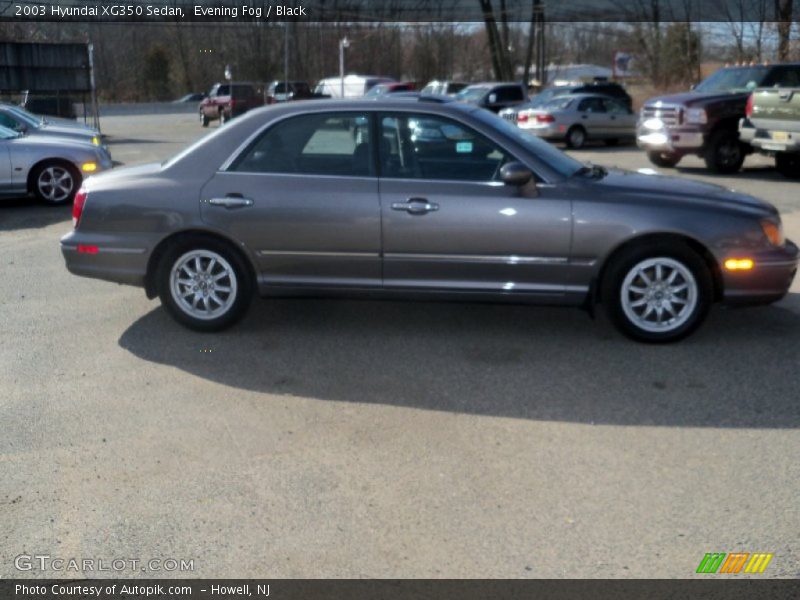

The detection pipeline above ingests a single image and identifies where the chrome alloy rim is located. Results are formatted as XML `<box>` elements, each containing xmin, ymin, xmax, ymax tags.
<box><xmin>37</xmin><ymin>166</ymin><xmax>74</xmax><ymax>203</ymax></box>
<box><xmin>620</xmin><ymin>257</ymin><xmax>698</xmax><ymax>333</ymax></box>
<box><xmin>170</xmin><ymin>250</ymin><xmax>237</xmax><ymax>320</ymax></box>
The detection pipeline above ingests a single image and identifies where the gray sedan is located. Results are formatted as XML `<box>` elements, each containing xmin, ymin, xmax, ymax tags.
<box><xmin>61</xmin><ymin>97</ymin><xmax>797</xmax><ymax>342</ymax></box>
<box><xmin>501</xmin><ymin>94</ymin><xmax>636</xmax><ymax>149</ymax></box>
<box><xmin>0</xmin><ymin>104</ymin><xmax>104</xmax><ymax>148</ymax></box>
<box><xmin>0</xmin><ymin>125</ymin><xmax>112</xmax><ymax>204</ymax></box>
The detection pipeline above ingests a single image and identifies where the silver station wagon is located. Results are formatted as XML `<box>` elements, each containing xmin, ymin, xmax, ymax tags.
<box><xmin>61</xmin><ymin>97</ymin><xmax>798</xmax><ymax>342</ymax></box>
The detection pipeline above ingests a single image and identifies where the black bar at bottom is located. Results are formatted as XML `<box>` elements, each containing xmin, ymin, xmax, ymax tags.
<box><xmin>2</xmin><ymin>579</ymin><xmax>800</xmax><ymax>600</ymax></box>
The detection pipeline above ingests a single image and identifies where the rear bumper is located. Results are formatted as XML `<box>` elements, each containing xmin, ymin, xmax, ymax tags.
<box><xmin>721</xmin><ymin>239</ymin><xmax>799</xmax><ymax>306</ymax></box>
<box><xmin>60</xmin><ymin>231</ymin><xmax>149</xmax><ymax>287</ymax></box>
<box><xmin>739</xmin><ymin>118</ymin><xmax>800</xmax><ymax>154</ymax></box>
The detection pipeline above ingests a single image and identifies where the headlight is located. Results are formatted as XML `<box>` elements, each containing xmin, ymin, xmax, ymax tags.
<box><xmin>760</xmin><ymin>219</ymin><xmax>784</xmax><ymax>246</ymax></box>
<box><xmin>684</xmin><ymin>108</ymin><xmax>707</xmax><ymax>124</ymax></box>
<box><xmin>91</xmin><ymin>136</ymin><xmax>100</xmax><ymax>145</ymax></box>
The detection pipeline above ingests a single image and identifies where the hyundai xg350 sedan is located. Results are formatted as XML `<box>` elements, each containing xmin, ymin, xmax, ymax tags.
<box><xmin>60</xmin><ymin>97</ymin><xmax>797</xmax><ymax>342</ymax></box>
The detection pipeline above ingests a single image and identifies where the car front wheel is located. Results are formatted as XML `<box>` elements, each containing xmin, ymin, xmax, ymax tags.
<box><xmin>647</xmin><ymin>151</ymin><xmax>681</xmax><ymax>168</ymax></box>
<box><xmin>32</xmin><ymin>162</ymin><xmax>81</xmax><ymax>205</ymax></box>
<box><xmin>157</xmin><ymin>237</ymin><xmax>253</xmax><ymax>331</ymax></box>
<box><xmin>200</xmin><ymin>111</ymin><xmax>209</xmax><ymax>127</ymax></box>
<box><xmin>704</xmin><ymin>130</ymin><xmax>745</xmax><ymax>174</ymax></box>
<box><xmin>601</xmin><ymin>243</ymin><xmax>712</xmax><ymax>343</ymax></box>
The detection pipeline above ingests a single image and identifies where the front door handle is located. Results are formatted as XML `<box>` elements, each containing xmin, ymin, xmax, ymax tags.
<box><xmin>391</xmin><ymin>198</ymin><xmax>439</xmax><ymax>215</ymax></box>
<box><xmin>208</xmin><ymin>195</ymin><xmax>254</xmax><ymax>209</ymax></box>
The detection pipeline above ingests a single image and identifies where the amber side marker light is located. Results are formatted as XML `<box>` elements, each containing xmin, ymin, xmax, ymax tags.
<box><xmin>81</xmin><ymin>162</ymin><xmax>98</xmax><ymax>172</ymax></box>
<box><xmin>724</xmin><ymin>258</ymin><xmax>754</xmax><ymax>271</ymax></box>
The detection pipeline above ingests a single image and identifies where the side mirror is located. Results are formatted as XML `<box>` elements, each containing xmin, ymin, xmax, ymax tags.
<box><xmin>500</xmin><ymin>162</ymin><xmax>533</xmax><ymax>186</ymax></box>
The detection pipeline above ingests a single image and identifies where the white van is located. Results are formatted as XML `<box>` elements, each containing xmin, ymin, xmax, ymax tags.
<box><xmin>314</xmin><ymin>75</ymin><xmax>395</xmax><ymax>98</ymax></box>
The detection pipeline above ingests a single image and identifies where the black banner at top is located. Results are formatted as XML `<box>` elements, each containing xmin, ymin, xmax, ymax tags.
<box><xmin>1</xmin><ymin>0</ymin><xmax>796</xmax><ymax>23</ymax></box>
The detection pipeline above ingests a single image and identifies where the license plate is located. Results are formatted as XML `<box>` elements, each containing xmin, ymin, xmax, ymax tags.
<box><xmin>762</xmin><ymin>143</ymin><xmax>787</xmax><ymax>151</ymax></box>
<box><xmin>771</xmin><ymin>131</ymin><xmax>790</xmax><ymax>141</ymax></box>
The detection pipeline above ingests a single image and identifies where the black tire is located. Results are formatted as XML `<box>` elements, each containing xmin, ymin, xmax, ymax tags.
<box><xmin>704</xmin><ymin>129</ymin><xmax>745</xmax><ymax>174</ymax></box>
<box><xmin>200</xmin><ymin>111</ymin><xmax>209</xmax><ymax>127</ymax></box>
<box><xmin>601</xmin><ymin>242</ymin><xmax>713</xmax><ymax>343</ymax></box>
<box><xmin>219</xmin><ymin>110</ymin><xmax>228</xmax><ymax>125</ymax></box>
<box><xmin>565</xmin><ymin>126</ymin><xmax>587</xmax><ymax>149</ymax></box>
<box><xmin>604</xmin><ymin>138</ymin><xmax>619</xmax><ymax>147</ymax></box>
<box><xmin>30</xmin><ymin>161</ymin><xmax>81</xmax><ymax>205</ymax></box>
<box><xmin>647</xmin><ymin>151</ymin><xmax>681</xmax><ymax>168</ymax></box>
<box><xmin>775</xmin><ymin>152</ymin><xmax>800</xmax><ymax>179</ymax></box>
<box><xmin>156</xmin><ymin>236</ymin><xmax>254</xmax><ymax>332</ymax></box>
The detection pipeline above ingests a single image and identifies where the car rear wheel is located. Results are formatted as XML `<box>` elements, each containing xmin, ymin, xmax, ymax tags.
<box><xmin>200</xmin><ymin>111</ymin><xmax>209</xmax><ymax>127</ymax></box>
<box><xmin>219</xmin><ymin>110</ymin><xmax>228</xmax><ymax>125</ymax></box>
<box><xmin>647</xmin><ymin>151</ymin><xmax>681</xmax><ymax>168</ymax></box>
<box><xmin>775</xmin><ymin>152</ymin><xmax>800</xmax><ymax>179</ymax></box>
<box><xmin>32</xmin><ymin>162</ymin><xmax>81</xmax><ymax>205</ymax></box>
<box><xmin>601</xmin><ymin>243</ymin><xmax>712</xmax><ymax>343</ymax></box>
<box><xmin>565</xmin><ymin>126</ymin><xmax>587</xmax><ymax>149</ymax></box>
<box><xmin>704</xmin><ymin>129</ymin><xmax>745</xmax><ymax>174</ymax></box>
<box><xmin>157</xmin><ymin>237</ymin><xmax>253</xmax><ymax>332</ymax></box>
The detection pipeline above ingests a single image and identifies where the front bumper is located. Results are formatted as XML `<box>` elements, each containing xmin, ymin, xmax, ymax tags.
<box><xmin>721</xmin><ymin>239</ymin><xmax>799</xmax><ymax>306</ymax></box>
<box><xmin>636</xmin><ymin>123</ymin><xmax>705</xmax><ymax>156</ymax></box>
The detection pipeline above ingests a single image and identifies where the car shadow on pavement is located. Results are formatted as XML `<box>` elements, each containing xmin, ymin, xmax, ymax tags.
<box><xmin>0</xmin><ymin>199</ymin><xmax>70</xmax><ymax>231</ymax></box>
<box><xmin>119</xmin><ymin>293</ymin><xmax>800</xmax><ymax>429</ymax></box>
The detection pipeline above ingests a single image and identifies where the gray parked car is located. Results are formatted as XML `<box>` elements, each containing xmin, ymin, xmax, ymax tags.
<box><xmin>0</xmin><ymin>125</ymin><xmax>112</xmax><ymax>204</ymax></box>
<box><xmin>500</xmin><ymin>94</ymin><xmax>636</xmax><ymax>149</ymax></box>
<box><xmin>60</xmin><ymin>97</ymin><xmax>797</xmax><ymax>342</ymax></box>
<box><xmin>0</xmin><ymin>104</ymin><xmax>104</xmax><ymax>148</ymax></box>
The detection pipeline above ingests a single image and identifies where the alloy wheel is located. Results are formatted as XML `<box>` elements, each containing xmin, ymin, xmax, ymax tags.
<box><xmin>620</xmin><ymin>257</ymin><xmax>698</xmax><ymax>333</ymax></box>
<box><xmin>169</xmin><ymin>250</ymin><xmax>238</xmax><ymax>320</ymax></box>
<box><xmin>37</xmin><ymin>166</ymin><xmax>74</xmax><ymax>203</ymax></box>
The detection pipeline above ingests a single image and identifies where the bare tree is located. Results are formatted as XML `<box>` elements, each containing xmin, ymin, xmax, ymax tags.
<box><xmin>775</xmin><ymin>0</ymin><xmax>794</xmax><ymax>61</ymax></box>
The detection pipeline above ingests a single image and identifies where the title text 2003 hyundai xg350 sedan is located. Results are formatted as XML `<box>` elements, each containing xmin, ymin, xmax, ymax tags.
<box><xmin>61</xmin><ymin>97</ymin><xmax>798</xmax><ymax>342</ymax></box>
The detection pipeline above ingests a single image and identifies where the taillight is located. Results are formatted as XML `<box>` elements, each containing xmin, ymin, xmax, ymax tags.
<box><xmin>229</xmin><ymin>98</ymin><xmax>237</xmax><ymax>108</ymax></box>
<box><xmin>517</xmin><ymin>113</ymin><xmax>529</xmax><ymax>123</ymax></box>
<box><xmin>745</xmin><ymin>93</ymin><xmax>754</xmax><ymax>117</ymax></box>
<box><xmin>72</xmin><ymin>188</ymin><xmax>87</xmax><ymax>228</ymax></box>
<box><xmin>536</xmin><ymin>114</ymin><xmax>555</xmax><ymax>123</ymax></box>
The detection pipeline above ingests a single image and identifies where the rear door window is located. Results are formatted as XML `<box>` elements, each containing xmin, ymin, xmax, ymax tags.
<box><xmin>230</xmin><ymin>112</ymin><xmax>373</xmax><ymax>177</ymax></box>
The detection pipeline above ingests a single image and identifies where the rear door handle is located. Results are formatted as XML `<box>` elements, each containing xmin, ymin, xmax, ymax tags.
<box><xmin>391</xmin><ymin>198</ymin><xmax>439</xmax><ymax>215</ymax></box>
<box><xmin>208</xmin><ymin>195</ymin><xmax>254</xmax><ymax>209</ymax></box>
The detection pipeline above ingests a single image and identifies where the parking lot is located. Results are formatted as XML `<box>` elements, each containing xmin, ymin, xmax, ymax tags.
<box><xmin>2</xmin><ymin>111</ymin><xmax>799</xmax><ymax>578</ymax></box>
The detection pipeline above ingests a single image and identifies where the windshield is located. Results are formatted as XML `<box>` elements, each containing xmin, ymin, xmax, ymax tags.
<box><xmin>473</xmin><ymin>110</ymin><xmax>583</xmax><ymax>178</ymax></box>
<box><xmin>694</xmin><ymin>66</ymin><xmax>769</xmax><ymax>93</ymax></box>
<box><xmin>7</xmin><ymin>105</ymin><xmax>43</xmax><ymax>127</ymax></box>
<box><xmin>364</xmin><ymin>85</ymin><xmax>388</xmax><ymax>97</ymax></box>
<box><xmin>0</xmin><ymin>124</ymin><xmax>21</xmax><ymax>139</ymax></box>
<box><xmin>455</xmin><ymin>87</ymin><xmax>490</xmax><ymax>102</ymax></box>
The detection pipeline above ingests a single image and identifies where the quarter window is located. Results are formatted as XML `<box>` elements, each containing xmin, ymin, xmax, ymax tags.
<box><xmin>379</xmin><ymin>113</ymin><xmax>513</xmax><ymax>181</ymax></box>
<box><xmin>230</xmin><ymin>112</ymin><xmax>373</xmax><ymax>177</ymax></box>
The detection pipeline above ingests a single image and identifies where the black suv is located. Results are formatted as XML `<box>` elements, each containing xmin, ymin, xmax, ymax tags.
<box><xmin>454</xmin><ymin>82</ymin><xmax>528</xmax><ymax>113</ymax></box>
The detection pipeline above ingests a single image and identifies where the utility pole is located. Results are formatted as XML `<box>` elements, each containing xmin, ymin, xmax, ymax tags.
<box><xmin>535</xmin><ymin>1</ymin><xmax>546</xmax><ymax>87</ymax></box>
<box><xmin>284</xmin><ymin>23</ymin><xmax>289</xmax><ymax>99</ymax></box>
<box><xmin>339</xmin><ymin>37</ymin><xmax>350</xmax><ymax>98</ymax></box>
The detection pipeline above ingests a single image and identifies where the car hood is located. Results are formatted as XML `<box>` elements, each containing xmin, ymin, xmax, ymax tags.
<box><xmin>583</xmin><ymin>168</ymin><xmax>777</xmax><ymax>216</ymax></box>
<box><xmin>44</xmin><ymin>118</ymin><xmax>99</xmax><ymax>135</ymax></box>
<box><xmin>643</xmin><ymin>91</ymin><xmax>747</xmax><ymax>108</ymax></box>
<box><xmin>12</xmin><ymin>133</ymin><xmax>99</xmax><ymax>152</ymax></box>
<box><xmin>39</xmin><ymin>123</ymin><xmax>95</xmax><ymax>138</ymax></box>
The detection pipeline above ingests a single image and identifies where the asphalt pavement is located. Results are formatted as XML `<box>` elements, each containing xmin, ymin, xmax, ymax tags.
<box><xmin>1</xmin><ymin>112</ymin><xmax>798</xmax><ymax>578</ymax></box>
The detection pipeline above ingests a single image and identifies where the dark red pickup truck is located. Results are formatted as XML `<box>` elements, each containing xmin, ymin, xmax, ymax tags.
<box><xmin>199</xmin><ymin>82</ymin><xmax>264</xmax><ymax>127</ymax></box>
